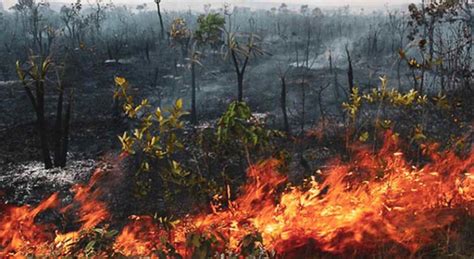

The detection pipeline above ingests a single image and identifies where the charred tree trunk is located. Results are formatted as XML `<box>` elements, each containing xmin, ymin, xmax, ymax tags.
<box><xmin>59</xmin><ymin>94</ymin><xmax>72</xmax><ymax>167</ymax></box>
<box><xmin>52</xmin><ymin>72</ymin><xmax>73</xmax><ymax>168</ymax></box>
<box><xmin>36</xmin><ymin>80</ymin><xmax>53</xmax><ymax>169</ymax></box>
<box><xmin>305</xmin><ymin>23</ymin><xmax>311</xmax><ymax>69</ymax></box>
<box><xmin>145</xmin><ymin>41</ymin><xmax>151</xmax><ymax>63</ymax></box>
<box><xmin>54</xmin><ymin>79</ymin><xmax>64</xmax><ymax>167</ymax></box>
<box><xmin>174</xmin><ymin>58</ymin><xmax>178</xmax><ymax>76</ymax></box>
<box><xmin>155</xmin><ymin>1</ymin><xmax>165</xmax><ymax>41</ymax></box>
<box><xmin>333</xmin><ymin>65</ymin><xmax>340</xmax><ymax>101</ymax></box>
<box><xmin>420</xmin><ymin>57</ymin><xmax>425</xmax><ymax>96</ymax></box>
<box><xmin>300</xmin><ymin>79</ymin><xmax>306</xmax><ymax>133</ymax></box>
<box><xmin>231</xmin><ymin>49</ymin><xmax>250</xmax><ymax>102</ymax></box>
<box><xmin>277</xmin><ymin>20</ymin><xmax>281</xmax><ymax>36</ymax></box>
<box><xmin>346</xmin><ymin>46</ymin><xmax>354</xmax><ymax>93</ymax></box>
<box><xmin>280</xmin><ymin>76</ymin><xmax>289</xmax><ymax>134</ymax></box>
<box><xmin>317</xmin><ymin>83</ymin><xmax>330</xmax><ymax>130</ymax></box>
<box><xmin>106</xmin><ymin>43</ymin><xmax>113</xmax><ymax>60</ymax></box>
<box><xmin>397</xmin><ymin>58</ymin><xmax>402</xmax><ymax>90</ymax></box>
<box><xmin>329</xmin><ymin>50</ymin><xmax>333</xmax><ymax>74</ymax></box>
<box><xmin>412</xmin><ymin>69</ymin><xmax>419</xmax><ymax>92</ymax></box>
<box><xmin>463</xmin><ymin>1</ymin><xmax>472</xmax><ymax>91</ymax></box>
<box><xmin>428</xmin><ymin>17</ymin><xmax>435</xmax><ymax>61</ymax></box>
<box><xmin>373</xmin><ymin>31</ymin><xmax>378</xmax><ymax>55</ymax></box>
<box><xmin>19</xmin><ymin>57</ymin><xmax>74</xmax><ymax>169</ymax></box>
<box><xmin>191</xmin><ymin>61</ymin><xmax>197</xmax><ymax>125</ymax></box>
<box><xmin>237</xmin><ymin>72</ymin><xmax>244</xmax><ymax>102</ymax></box>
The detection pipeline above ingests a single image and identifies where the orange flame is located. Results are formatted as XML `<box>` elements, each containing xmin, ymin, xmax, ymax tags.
<box><xmin>60</xmin><ymin>169</ymin><xmax>109</xmax><ymax>230</ymax></box>
<box><xmin>1</xmin><ymin>134</ymin><xmax>473</xmax><ymax>257</ymax></box>
<box><xmin>0</xmin><ymin>194</ymin><xmax>58</xmax><ymax>256</ymax></box>
<box><xmin>115</xmin><ymin>134</ymin><xmax>473</xmax><ymax>256</ymax></box>
<box><xmin>0</xmin><ymin>168</ymin><xmax>109</xmax><ymax>257</ymax></box>
<box><xmin>113</xmin><ymin>215</ymin><xmax>169</xmax><ymax>256</ymax></box>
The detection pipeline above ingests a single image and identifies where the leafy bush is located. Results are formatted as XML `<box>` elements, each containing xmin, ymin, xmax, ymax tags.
<box><xmin>114</xmin><ymin>76</ymin><xmax>191</xmax><ymax>198</ymax></box>
<box><xmin>217</xmin><ymin>101</ymin><xmax>275</xmax><ymax>152</ymax></box>
<box><xmin>194</xmin><ymin>13</ymin><xmax>226</xmax><ymax>48</ymax></box>
<box><xmin>342</xmin><ymin>76</ymin><xmax>464</xmax><ymax>155</ymax></box>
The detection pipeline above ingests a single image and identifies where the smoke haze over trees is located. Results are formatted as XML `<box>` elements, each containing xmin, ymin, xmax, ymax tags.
<box><xmin>0</xmin><ymin>0</ymin><xmax>472</xmax><ymax>257</ymax></box>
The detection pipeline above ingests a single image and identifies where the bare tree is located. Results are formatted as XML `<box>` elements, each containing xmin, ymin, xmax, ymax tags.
<box><xmin>16</xmin><ymin>56</ymin><xmax>73</xmax><ymax>169</ymax></box>
<box><xmin>345</xmin><ymin>45</ymin><xmax>354</xmax><ymax>93</ymax></box>
<box><xmin>277</xmin><ymin>61</ymin><xmax>291</xmax><ymax>134</ymax></box>
<box><xmin>60</xmin><ymin>1</ymin><xmax>84</xmax><ymax>49</ymax></box>
<box><xmin>224</xmin><ymin>32</ymin><xmax>266</xmax><ymax>102</ymax></box>
<box><xmin>17</xmin><ymin>57</ymin><xmax>52</xmax><ymax>168</ymax></box>
<box><xmin>12</xmin><ymin>0</ymin><xmax>50</xmax><ymax>55</ymax></box>
<box><xmin>408</xmin><ymin>0</ymin><xmax>472</xmax><ymax>93</ymax></box>
<box><xmin>387</xmin><ymin>10</ymin><xmax>409</xmax><ymax>89</ymax></box>
<box><xmin>154</xmin><ymin>0</ymin><xmax>165</xmax><ymax>40</ymax></box>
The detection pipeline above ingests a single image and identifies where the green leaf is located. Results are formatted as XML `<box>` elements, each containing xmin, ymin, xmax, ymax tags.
<box><xmin>16</xmin><ymin>61</ymin><xmax>26</xmax><ymax>82</ymax></box>
<box><xmin>359</xmin><ymin>132</ymin><xmax>369</xmax><ymax>142</ymax></box>
<box><xmin>85</xmin><ymin>240</ymin><xmax>96</xmax><ymax>253</ymax></box>
<box><xmin>175</xmin><ymin>98</ymin><xmax>183</xmax><ymax>110</ymax></box>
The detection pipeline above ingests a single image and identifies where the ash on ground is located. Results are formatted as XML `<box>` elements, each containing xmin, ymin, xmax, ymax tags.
<box><xmin>0</xmin><ymin>156</ymin><xmax>96</xmax><ymax>205</ymax></box>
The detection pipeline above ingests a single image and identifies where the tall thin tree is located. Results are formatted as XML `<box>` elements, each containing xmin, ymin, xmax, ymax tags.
<box><xmin>154</xmin><ymin>0</ymin><xmax>165</xmax><ymax>40</ymax></box>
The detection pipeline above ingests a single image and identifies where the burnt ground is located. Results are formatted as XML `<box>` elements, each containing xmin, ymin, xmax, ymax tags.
<box><xmin>0</xmin><ymin>40</ymin><xmax>472</xmax><ymax>218</ymax></box>
<box><xmin>0</xmin><ymin>48</ymin><xmax>473</xmax><ymax>259</ymax></box>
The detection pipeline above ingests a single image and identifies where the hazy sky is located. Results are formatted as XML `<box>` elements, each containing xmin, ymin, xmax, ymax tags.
<box><xmin>3</xmin><ymin>0</ymin><xmax>417</xmax><ymax>9</ymax></box>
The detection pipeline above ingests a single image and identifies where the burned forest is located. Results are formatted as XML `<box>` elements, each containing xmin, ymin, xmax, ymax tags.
<box><xmin>0</xmin><ymin>0</ymin><xmax>473</xmax><ymax>257</ymax></box>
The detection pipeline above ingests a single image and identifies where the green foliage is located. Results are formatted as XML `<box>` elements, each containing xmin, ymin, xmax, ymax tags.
<box><xmin>343</xmin><ymin>76</ymin><xmax>431</xmax><ymax>147</ymax></box>
<box><xmin>343</xmin><ymin>76</ymin><xmax>428</xmax><ymax>122</ymax></box>
<box><xmin>186</xmin><ymin>232</ymin><xmax>218</xmax><ymax>259</ymax></box>
<box><xmin>115</xmin><ymin>76</ymin><xmax>186</xmax><ymax>160</ymax></box>
<box><xmin>114</xmin><ymin>77</ymin><xmax>282</xmax><ymax>207</ymax></box>
<box><xmin>239</xmin><ymin>232</ymin><xmax>263</xmax><ymax>257</ymax></box>
<box><xmin>111</xmin><ymin>80</ymin><xmax>280</xmax><ymax>222</ymax></box>
<box><xmin>114</xmin><ymin>76</ymin><xmax>190</xmax><ymax>197</ymax></box>
<box><xmin>217</xmin><ymin>101</ymin><xmax>277</xmax><ymax>151</ymax></box>
<box><xmin>54</xmin><ymin>226</ymin><xmax>118</xmax><ymax>257</ymax></box>
<box><xmin>224</xmin><ymin>32</ymin><xmax>267</xmax><ymax>60</ymax></box>
<box><xmin>342</xmin><ymin>87</ymin><xmax>362</xmax><ymax>123</ymax></box>
<box><xmin>81</xmin><ymin>227</ymin><xmax>118</xmax><ymax>257</ymax></box>
<box><xmin>16</xmin><ymin>56</ymin><xmax>51</xmax><ymax>84</ymax></box>
<box><xmin>342</xmin><ymin>76</ymin><xmax>461</xmax><ymax>153</ymax></box>
<box><xmin>194</xmin><ymin>13</ymin><xmax>225</xmax><ymax>47</ymax></box>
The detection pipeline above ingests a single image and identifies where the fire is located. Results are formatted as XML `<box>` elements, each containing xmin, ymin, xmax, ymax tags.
<box><xmin>113</xmin><ymin>215</ymin><xmax>170</xmax><ymax>256</ymax></box>
<box><xmin>60</xmin><ymin>170</ymin><xmax>109</xmax><ymax>230</ymax></box>
<box><xmin>0</xmin><ymin>168</ymin><xmax>109</xmax><ymax>257</ymax></box>
<box><xmin>116</xmin><ymin>134</ymin><xmax>473</xmax><ymax>257</ymax></box>
<box><xmin>0</xmin><ymin>134</ymin><xmax>473</xmax><ymax>257</ymax></box>
<box><xmin>0</xmin><ymin>194</ymin><xmax>58</xmax><ymax>256</ymax></box>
